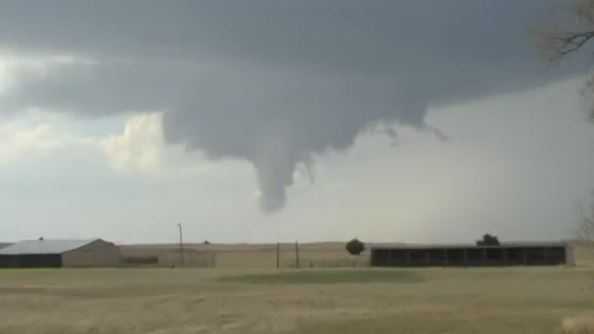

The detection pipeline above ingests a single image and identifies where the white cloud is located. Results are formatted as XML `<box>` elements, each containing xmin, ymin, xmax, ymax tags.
<box><xmin>101</xmin><ymin>112</ymin><xmax>215</xmax><ymax>176</ymax></box>
<box><xmin>0</xmin><ymin>111</ymin><xmax>92</xmax><ymax>163</ymax></box>
<box><xmin>0</xmin><ymin>123</ymin><xmax>59</xmax><ymax>161</ymax></box>
<box><xmin>101</xmin><ymin>113</ymin><xmax>164</xmax><ymax>174</ymax></box>
<box><xmin>0</xmin><ymin>108</ymin><xmax>171</xmax><ymax>176</ymax></box>
<box><xmin>0</xmin><ymin>105</ymin><xmax>210</xmax><ymax>177</ymax></box>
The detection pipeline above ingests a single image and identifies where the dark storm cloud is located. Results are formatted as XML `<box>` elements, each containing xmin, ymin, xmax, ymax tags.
<box><xmin>0</xmin><ymin>0</ymin><xmax>587</xmax><ymax>211</ymax></box>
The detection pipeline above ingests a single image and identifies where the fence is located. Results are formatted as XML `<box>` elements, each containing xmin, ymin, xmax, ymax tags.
<box><xmin>371</xmin><ymin>243</ymin><xmax>572</xmax><ymax>267</ymax></box>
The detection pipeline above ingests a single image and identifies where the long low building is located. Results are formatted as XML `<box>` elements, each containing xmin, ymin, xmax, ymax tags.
<box><xmin>0</xmin><ymin>239</ymin><xmax>121</xmax><ymax>268</ymax></box>
<box><xmin>371</xmin><ymin>242</ymin><xmax>574</xmax><ymax>267</ymax></box>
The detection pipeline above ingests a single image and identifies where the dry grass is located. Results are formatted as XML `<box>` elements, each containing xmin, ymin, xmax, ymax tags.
<box><xmin>0</xmin><ymin>267</ymin><xmax>593</xmax><ymax>333</ymax></box>
<box><xmin>562</xmin><ymin>314</ymin><xmax>594</xmax><ymax>334</ymax></box>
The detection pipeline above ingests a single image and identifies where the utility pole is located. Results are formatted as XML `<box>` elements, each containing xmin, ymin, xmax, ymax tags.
<box><xmin>178</xmin><ymin>223</ymin><xmax>184</xmax><ymax>267</ymax></box>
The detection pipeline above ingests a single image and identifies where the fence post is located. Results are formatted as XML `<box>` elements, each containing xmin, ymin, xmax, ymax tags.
<box><xmin>295</xmin><ymin>241</ymin><xmax>300</xmax><ymax>269</ymax></box>
<box><xmin>276</xmin><ymin>242</ymin><xmax>280</xmax><ymax>269</ymax></box>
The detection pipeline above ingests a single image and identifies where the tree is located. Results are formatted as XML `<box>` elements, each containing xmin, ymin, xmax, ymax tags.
<box><xmin>476</xmin><ymin>234</ymin><xmax>500</xmax><ymax>246</ymax></box>
<box><xmin>346</xmin><ymin>238</ymin><xmax>366</xmax><ymax>255</ymax></box>
<box><xmin>579</xmin><ymin>211</ymin><xmax>594</xmax><ymax>241</ymax></box>
<box><xmin>544</xmin><ymin>0</ymin><xmax>594</xmax><ymax>60</ymax></box>
<box><xmin>544</xmin><ymin>1</ymin><xmax>594</xmax><ymax>242</ymax></box>
<box><xmin>578</xmin><ymin>196</ymin><xmax>594</xmax><ymax>241</ymax></box>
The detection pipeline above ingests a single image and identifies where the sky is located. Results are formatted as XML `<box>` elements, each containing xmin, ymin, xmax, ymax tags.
<box><xmin>0</xmin><ymin>0</ymin><xmax>593</xmax><ymax>244</ymax></box>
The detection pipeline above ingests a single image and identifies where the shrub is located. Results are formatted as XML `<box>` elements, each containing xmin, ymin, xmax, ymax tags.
<box><xmin>346</xmin><ymin>238</ymin><xmax>366</xmax><ymax>255</ymax></box>
<box><xmin>476</xmin><ymin>234</ymin><xmax>500</xmax><ymax>246</ymax></box>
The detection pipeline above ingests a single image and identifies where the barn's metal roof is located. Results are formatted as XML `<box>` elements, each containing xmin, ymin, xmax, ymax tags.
<box><xmin>0</xmin><ymin>239</ymin><xmax>99</xmax><ymax>255</ymax></box>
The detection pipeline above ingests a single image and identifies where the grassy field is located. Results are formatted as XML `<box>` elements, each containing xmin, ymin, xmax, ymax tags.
<box><xmin>1</xmin><ymin>266</ymin><xmax>594</xmax><ymax>334</ymax></box>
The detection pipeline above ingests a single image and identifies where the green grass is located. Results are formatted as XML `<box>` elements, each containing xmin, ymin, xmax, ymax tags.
<box><xmin>219</xmin><ymin>269</ymin><xmax>422</xmax><ymax>284</ymax></box>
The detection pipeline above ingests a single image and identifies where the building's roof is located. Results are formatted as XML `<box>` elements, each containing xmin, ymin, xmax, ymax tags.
<box><xmin>0</xmin><ymin>239</ymin><xmax>100</xmax><ymax>255</ymax></box>
<box><xmin>371</xmin><ymin>241</ymin><xmax>568</xmax><ymax>251</ymax></box>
